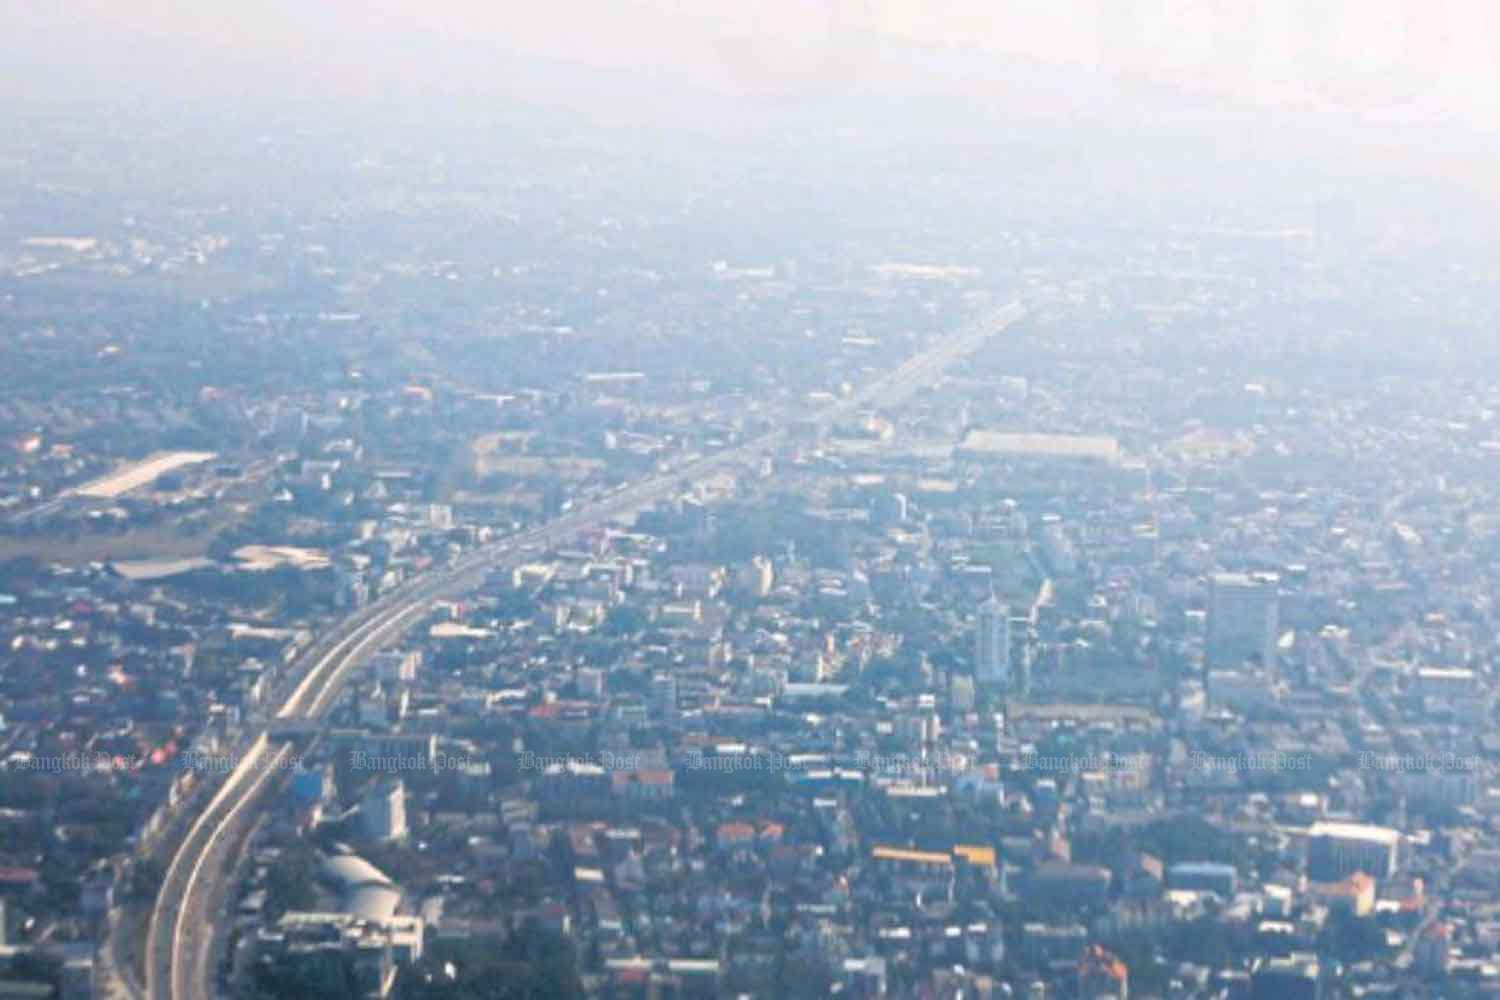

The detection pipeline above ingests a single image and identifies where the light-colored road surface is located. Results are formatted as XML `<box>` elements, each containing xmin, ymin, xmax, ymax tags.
<box><xmin>145</xmin><ymin>300</ymin><xmax>1026</xmax><ymax>1000</ymax></box>
<box><xmin>95</xmin><ymin>905</ymin><xmax>146</xmax><ymax>1000</ymax></box>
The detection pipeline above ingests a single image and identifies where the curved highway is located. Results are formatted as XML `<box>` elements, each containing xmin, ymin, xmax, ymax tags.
<box><xmin>144</xmin><ymin>300</ymin><xmax>1026</xmax><ymax>1000</ymax></box>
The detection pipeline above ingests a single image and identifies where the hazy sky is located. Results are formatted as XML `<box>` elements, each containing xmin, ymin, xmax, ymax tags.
<box><xmin>9</xmin><ymin>0</ymin><xmax>1499</xmax><ymax>127</ymax></box>
<box><xmin>8</xmin><ymin>0</ymin><xmax>1500</xmax><ymax>216</ymax></box>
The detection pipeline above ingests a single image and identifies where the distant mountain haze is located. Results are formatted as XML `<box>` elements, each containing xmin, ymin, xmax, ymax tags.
<box><xmin>5</xmin><ymin>0</ymin><xmax>1500</xmax><ymax>215</ymax></box>
<box><xmin>8</xmin><ymin>0</ymin><xmax>1497</xmax><ymax>117</ymax></box>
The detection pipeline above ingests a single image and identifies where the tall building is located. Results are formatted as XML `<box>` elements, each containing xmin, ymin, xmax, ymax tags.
<box><xmin>1415</xmin><ymin>922</ymin><xmax>1452</xmax><ymax>977</ymax></box>
<box><xmin>1308</xmin><ymin>872</ymin><xmax>1376</xmax><ymax>917</ymax></box>
<box><xmin>289</xmin><ymin>762</ymin><xmax>337</xmax><ymax>809</ymax></box>
<box><xmin>362</xmin><ymin>778</ymin><xmax>408</xmax><ymax>843</ymax></box>
<box><xmin>373</xmin><ymin>650</ymin><xmax>420</xmax><ymax>685</ymax></box>
<box><xmin>577</xmin><ymin>667</ymin><xmax>605</xmax><ymax>700</ymax></box>
<box><xmin>1306</xmin><ymin>821</ymin><xmax>1399</xmax><ymax>881</ymax></box>
<box><xmin>738</xmin><ymin>555</ymin><xmax>774</xmax><ymax>598</ymax></box>
<box><xmin>1251</xmin><ymin>954</ymin><xmax>1320</xmax><ymax>1000</ymax></box>
<box><xmin>62</xmin><ymin>956</ymin><xmax>94</xmax><ymax>1000</ymax></box>
<box><xmin>650</xmin><ymin>672</ymin><xmax>679</xmax><ymax>721</ymax></box>
<box><xmin>335</xmin><ymin>563</ymin><xmax>368</xmax><ymax>610</ymax></box>
<box><xmin>872</xmin><ymin>490</ymin><xmax>908</xmax><ymax>527</ymax></box>
<box><xmin>949</xmin><ymin>674</ymin><xmax>976</xmax><ymax>713</ymax></box>
<box><xmin>1208</xmin><ymin>572</ymin><xmax>1280</xmax><ymax>669</ymax></box>
<box><xmin>975</xmin><ymin>594</ymin><xmax>1011</xmax><ymax>687</ymax></box>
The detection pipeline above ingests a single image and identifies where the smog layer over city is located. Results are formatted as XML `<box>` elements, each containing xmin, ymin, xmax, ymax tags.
<box><xmin>4</xmin><ymin>3</ymin><xmax>1500</xmax><ymax>999</ymax></box>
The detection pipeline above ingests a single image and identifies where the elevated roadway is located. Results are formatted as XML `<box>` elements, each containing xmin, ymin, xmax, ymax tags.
<box><xmin>145</xmin><ymin>300</ymin><xmax>1025</xmax><ymax>999</ymax></box>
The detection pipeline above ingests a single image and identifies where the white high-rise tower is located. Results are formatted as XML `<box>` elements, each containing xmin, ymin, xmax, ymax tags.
<box><xmin>362</xmin><ymin>778</ymin><xmax>408</xmax><ymax>843</ymax></box>
<box><xmin>975</xmin><ymin>593</ymin><xmax>1011</xmax><ymax>687</ymax></box>
<box><xmin>1208</xmin><ymin>572</ymin><xmax>1280</xmax><ymax>669</ymax></box>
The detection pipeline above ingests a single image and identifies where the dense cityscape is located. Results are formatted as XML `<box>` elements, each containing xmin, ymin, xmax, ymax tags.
<box><xmin>6</xmin><ymin>4</ymin><xmax>1500</xmax><ymax>1000</ymax></box>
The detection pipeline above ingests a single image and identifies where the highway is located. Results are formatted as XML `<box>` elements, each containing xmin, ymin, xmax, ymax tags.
<box><xmin>143</xmin><ymin>299</ymin><xmax>1026</xmax><ymax>1000</ymax></box>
